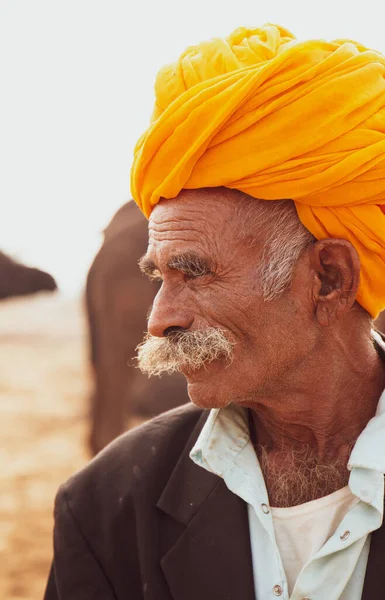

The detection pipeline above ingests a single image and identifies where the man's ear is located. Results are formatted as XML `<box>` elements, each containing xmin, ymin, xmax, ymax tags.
<box><xmin>308</xmin><ymin>239</ymin><xmax>360</xmax><ymax>327</ymax></box>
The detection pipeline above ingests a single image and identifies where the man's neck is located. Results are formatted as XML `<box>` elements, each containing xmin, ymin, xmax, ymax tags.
<box><xmin>247</xmin><ymin>330</ymin><xmax>385</xmax><ymax>506</ymax></box>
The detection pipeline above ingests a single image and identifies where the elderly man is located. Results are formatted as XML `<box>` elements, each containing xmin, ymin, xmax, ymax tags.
<box><xmin>45</xmin><ymin>25</ymin><xmax>385</xmax><ymax>600</ymax></box>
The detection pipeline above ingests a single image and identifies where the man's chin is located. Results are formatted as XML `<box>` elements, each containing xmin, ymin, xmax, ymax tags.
<box><xmin>186</xmin><ymin>378</ymin><xmax>233</xmax><ymax>409</ymax></box>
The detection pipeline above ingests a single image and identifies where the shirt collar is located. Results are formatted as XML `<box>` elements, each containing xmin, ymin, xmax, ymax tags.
<box><xmin>348</xmin><ymin>330</ymin><xmax>385</xmax><ymax>474</ymax></box>
<box><xmin>190</xmin><ymin>404</ymin><xmax>249</xmax><ymax>477</ymax></box>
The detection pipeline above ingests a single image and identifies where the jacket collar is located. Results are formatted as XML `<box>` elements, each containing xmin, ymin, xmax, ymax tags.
<box><xmin>157</xmin><ymin>410</ymin><xmax>256</xmax><ymax>600</ymax></box>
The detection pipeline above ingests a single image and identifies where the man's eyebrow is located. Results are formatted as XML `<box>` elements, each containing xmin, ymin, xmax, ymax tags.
<box><xmin>138</xmin><ymin>252</ymin><xmax>213</xmax><ymax>278</ymax></box>
<box><xmin>167</xmin><ymin>252</ymin><xmax>213</xmax><ymax>277</ymax></box>
<box><xmin>138</xmin><ymin>255</ymin><xmax>158</xmax><ymax>276</ymax></box>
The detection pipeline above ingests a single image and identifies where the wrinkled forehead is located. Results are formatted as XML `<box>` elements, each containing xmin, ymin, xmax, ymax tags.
<box><xmin>145</xmin><ymin>190</ymin><xmax>269</xmax><ymax>275</ymax></box>
<box><xmin>147</xmin><ymin>201</ymin><xmax>221</xmax><ymax>267</ymax></box>
<box><xmin>148</xmin><ymin>188</ymin><xmax>246</xmax><ymax>243</ymax></box>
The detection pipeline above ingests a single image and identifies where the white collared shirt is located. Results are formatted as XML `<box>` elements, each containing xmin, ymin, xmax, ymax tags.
<box><xmin>190</xmin><ymin>334</ymin><xmax>385</xmax><ymax>600</ymax></box>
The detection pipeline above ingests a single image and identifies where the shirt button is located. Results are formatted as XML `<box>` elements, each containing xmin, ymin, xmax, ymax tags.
<box><xmin>273</xmin><ymin>584</ymin><xmax>283</xmax><ymax>596</ymax></box>
<box><xmin>340</xmin><ymin>530</ymin><xmax>350</xmax><ymax>541</ymax></box>
<box><xmin>261</xmin><ymin>503</ymin><xmax>270</xmax><ymax>514</ymax></box>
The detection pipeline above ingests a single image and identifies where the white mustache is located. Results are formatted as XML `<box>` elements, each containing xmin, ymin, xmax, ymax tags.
<box><xmin>136</xmin><ymin>328</ymin><xmax>234</xmax><ymax>377</ymax></box>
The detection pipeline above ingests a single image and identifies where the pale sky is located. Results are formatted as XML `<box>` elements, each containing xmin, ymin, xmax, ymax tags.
<box><xmin>1</xmin><ymin>0</ymin><xmax>384</xmax><ymax>295</ymax></box>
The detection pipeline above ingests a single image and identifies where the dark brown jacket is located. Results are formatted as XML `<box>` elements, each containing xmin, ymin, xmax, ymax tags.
<box><xmin>44</xmin><ymin>402</ymin><xmax>385</xmax><ymax>600</ymax></box>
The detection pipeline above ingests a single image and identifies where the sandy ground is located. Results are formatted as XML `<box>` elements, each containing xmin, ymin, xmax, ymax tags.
<box><xmin>0</xmin><ymin>294</ymin><xmax>92</xmax><ymax>600</ymax></box>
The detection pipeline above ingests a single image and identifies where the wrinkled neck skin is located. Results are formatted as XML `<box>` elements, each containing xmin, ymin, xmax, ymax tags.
<box><xmin>246</xmin><ymin>320</ymin><xmax>385</xmax><ymax>504</ymax></box>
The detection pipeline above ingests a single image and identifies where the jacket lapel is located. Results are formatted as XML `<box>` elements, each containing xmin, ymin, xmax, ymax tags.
<box><xmin>157</xmin><ymin>412</ymin><xmax>256</xmax><ymax>600</ymax></box>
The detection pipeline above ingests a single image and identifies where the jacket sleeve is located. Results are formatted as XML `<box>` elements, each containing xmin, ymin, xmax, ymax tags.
<box><xmin>43</xmin><ymin>486</ymin><xmax>117</xmax><ymax>600</ymax></box>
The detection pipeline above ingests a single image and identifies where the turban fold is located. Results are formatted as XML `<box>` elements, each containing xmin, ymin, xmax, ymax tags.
<box><xmin>130</xmin><ymin>24</ymin><xmax>385</xmax><ymax>318</ymax></box>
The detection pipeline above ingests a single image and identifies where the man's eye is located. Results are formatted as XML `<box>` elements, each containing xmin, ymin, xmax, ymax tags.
<box><xmin>184</xmin><ymin>269</ymin><xmax>212</xmax><ymax>280</ymax></box>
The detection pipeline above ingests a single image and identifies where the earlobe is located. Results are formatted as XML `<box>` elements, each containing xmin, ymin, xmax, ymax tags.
<box><xmin>316</xmin><ymin>295</ymin><xmax>342</xmax><ymax>327</ymax></box>
<box><xmin>309</xmin><ymin>239</ymin><xmax>360</xmax><ymax>327</ymax></box>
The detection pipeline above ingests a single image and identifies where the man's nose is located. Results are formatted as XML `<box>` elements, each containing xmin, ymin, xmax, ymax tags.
<box><xmin>147</xmin><ymin>286</ymin><xmax>193</xmax><ymax>338</ymax></box>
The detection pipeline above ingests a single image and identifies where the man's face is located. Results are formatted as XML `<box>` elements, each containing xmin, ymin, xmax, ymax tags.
<box><xmin>141</xmin><ymin>188</ymin><xmax>317</xmax><ymax>409</ymax></box>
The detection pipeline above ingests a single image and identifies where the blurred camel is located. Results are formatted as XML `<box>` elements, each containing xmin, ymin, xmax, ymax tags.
<box><xmin>86</xmin><ymin>201</ymin><xmax>188</xmax><ymax>456</ymax></box>
<box><xmin>0</xmin><ymin>251</ymin><xmax>57</xmax><ymax>300</ymax></box>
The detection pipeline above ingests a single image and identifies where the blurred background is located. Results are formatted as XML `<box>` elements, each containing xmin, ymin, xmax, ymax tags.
<box><xmin>1</xmin><ymin>0</ymin><xmax>385</xmax><ymax>598</ymax></box>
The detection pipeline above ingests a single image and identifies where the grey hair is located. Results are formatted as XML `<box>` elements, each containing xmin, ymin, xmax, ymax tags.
<box><xmin>235</xmin><ymin>194</ymin><xmax>315</xmax><ymax>300</ymax></box>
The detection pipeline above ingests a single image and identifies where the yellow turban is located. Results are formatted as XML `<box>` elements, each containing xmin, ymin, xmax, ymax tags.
<box><xmin>130</xmin><ymin>24</ymin><xmax>385</xmax><ymax>318</ymax></box>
